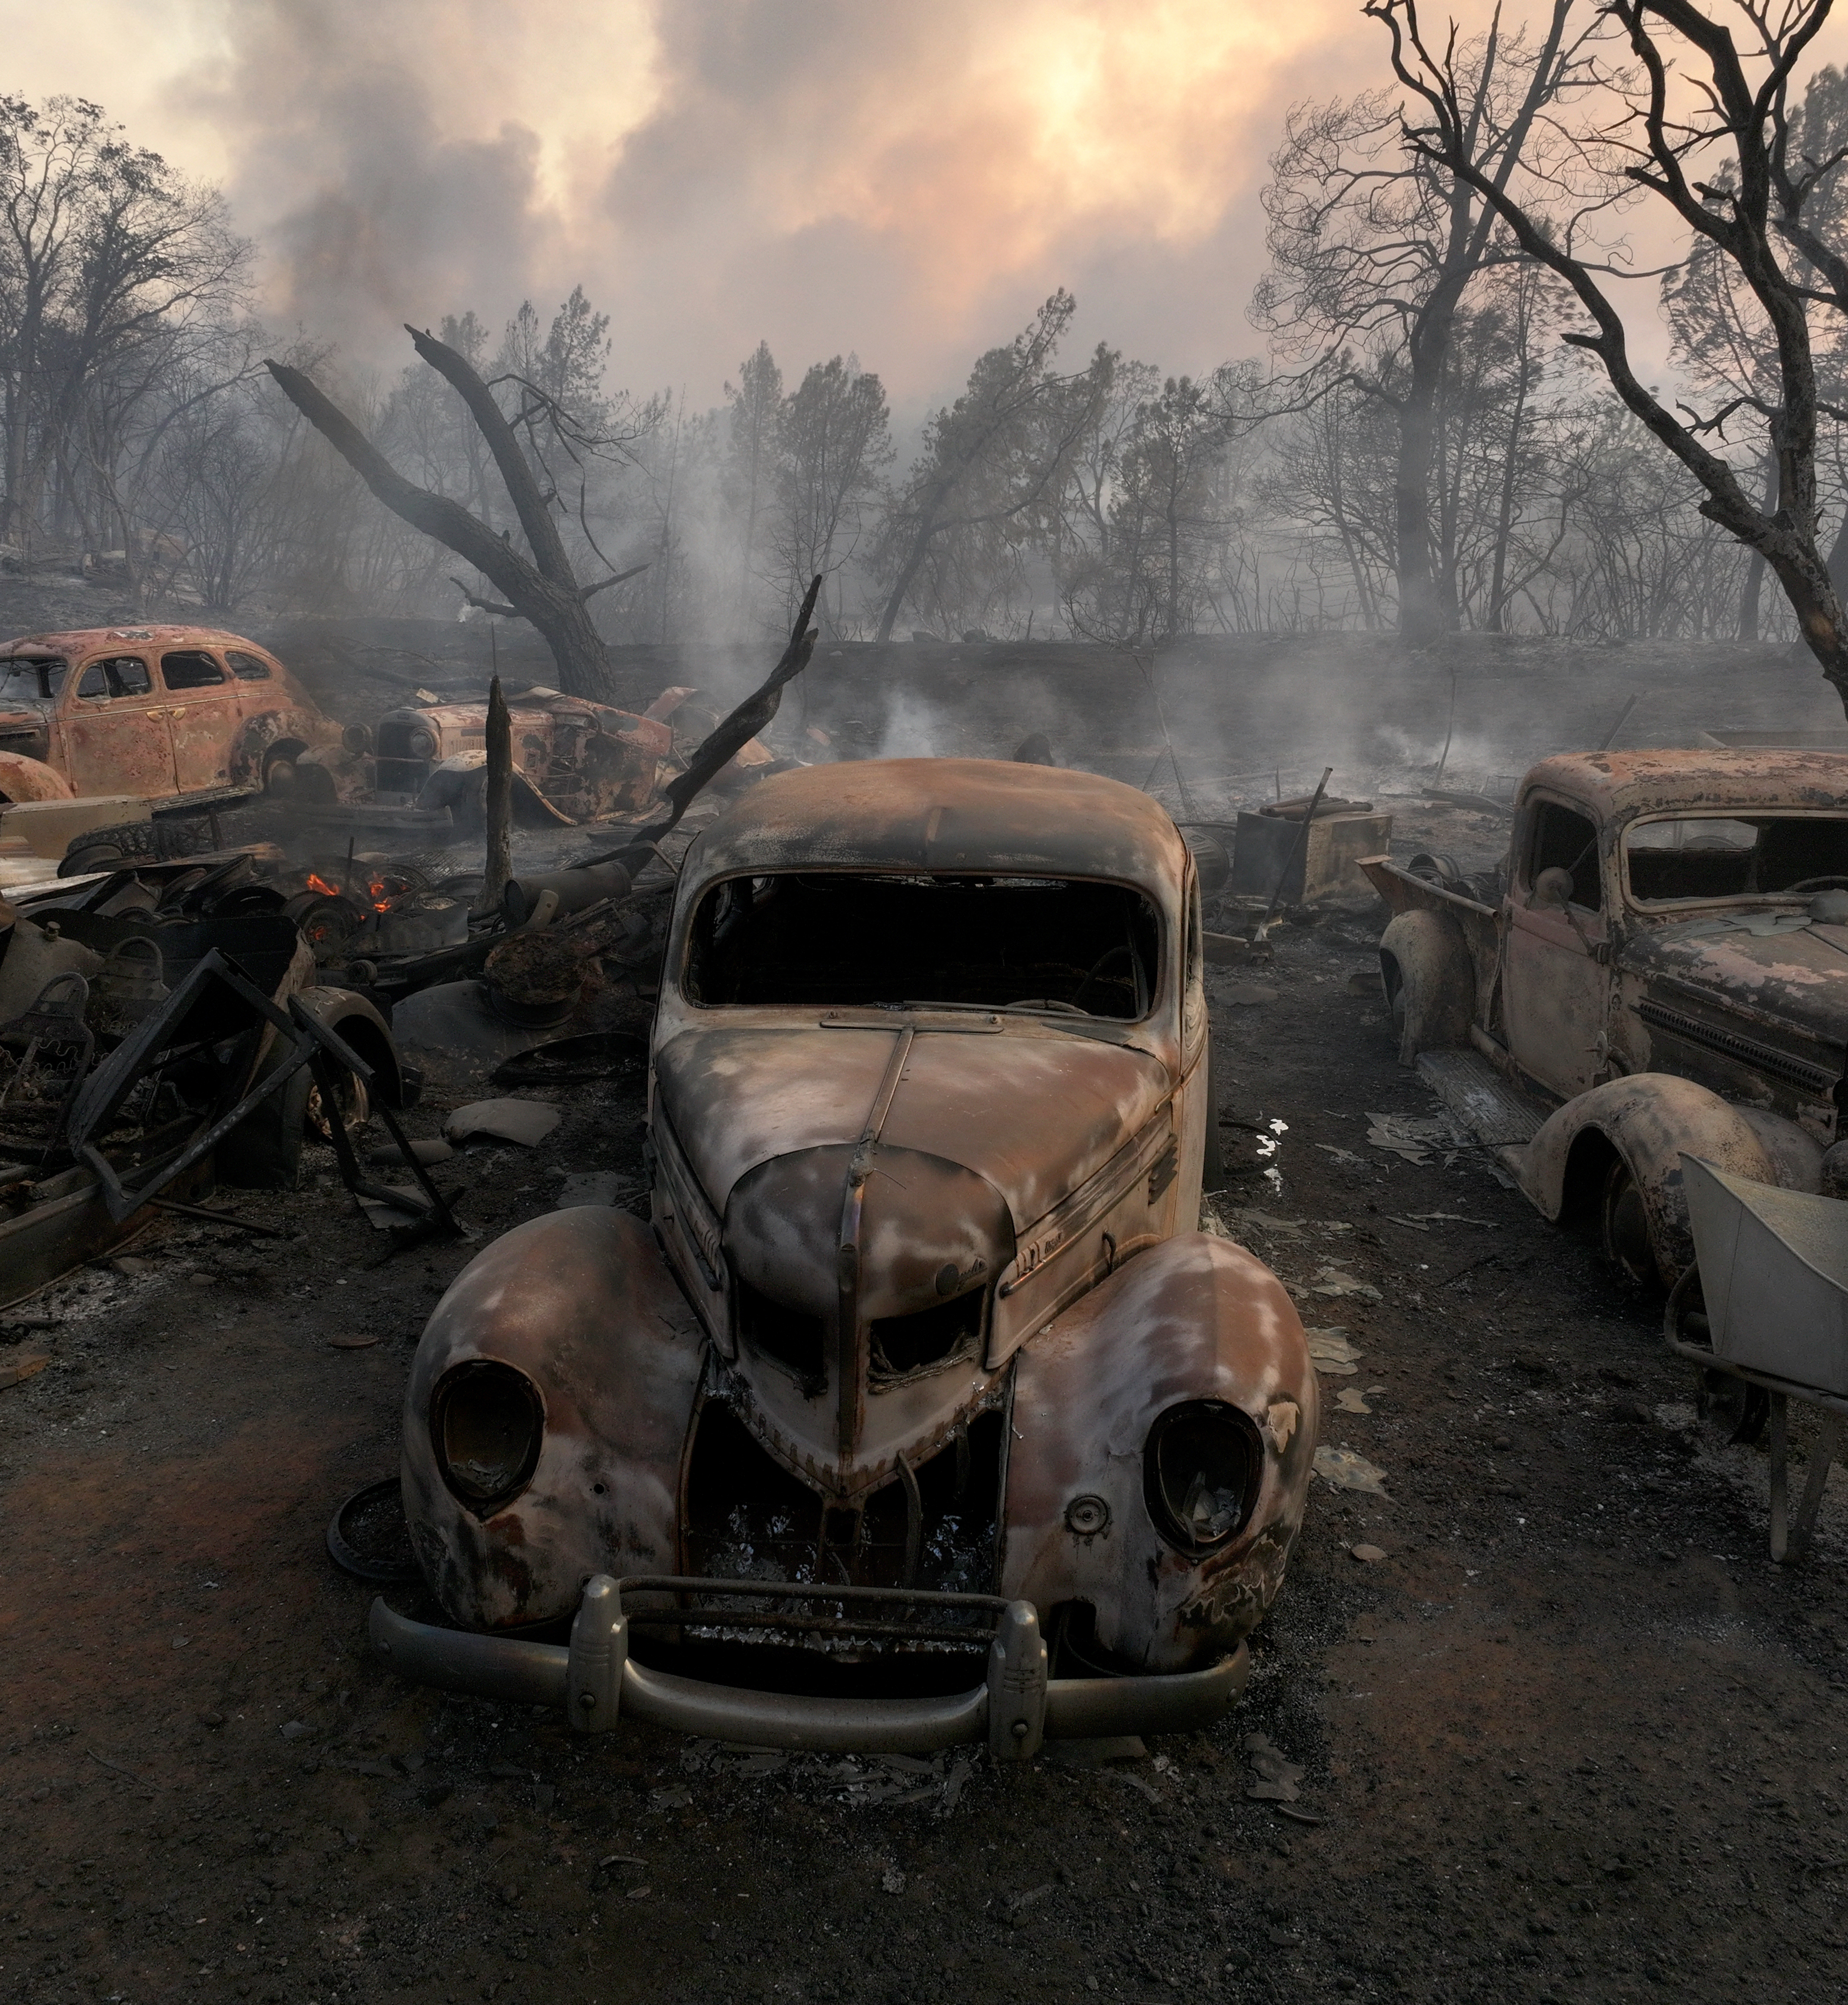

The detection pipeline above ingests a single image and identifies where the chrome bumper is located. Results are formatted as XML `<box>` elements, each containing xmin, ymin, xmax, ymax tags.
<box><xmin>369</xmin><ymin>1576</ymin><xmax>1248</xmax><ymax>1757</ymax></box>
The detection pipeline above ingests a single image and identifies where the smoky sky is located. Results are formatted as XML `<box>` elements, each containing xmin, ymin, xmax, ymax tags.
<box><xmin>18</xmin><ymin>1</ymin><xmax>1846</xmax><ymax>409</ymax></box>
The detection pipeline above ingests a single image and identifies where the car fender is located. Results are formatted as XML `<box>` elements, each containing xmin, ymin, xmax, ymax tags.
<box><xmin>1002</xmin><ymin>1232</ymin><xmax>1317</xmax><ymax>1675</ymax></box>
<box><xmin>1500</xmin><ymin>1071</ymin><xmax>1781</xmax><ymax>1282</ymax></box>
<box><xmin>1378</xmin><ymin>907</ymin><xmax>1474</xmax><ymax>1063</ymax></box>
<box><xmin>0</xmin><ymin>751</ymin><xmax>75</xmax><ymax>804</ymax></box>
<box><xmin>401</xmin><ymin>1207</ymin><xmax>707</xmax><ymax>1631</ymax></box>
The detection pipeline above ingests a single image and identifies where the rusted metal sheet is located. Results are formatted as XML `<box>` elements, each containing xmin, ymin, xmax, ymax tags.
<box><xmin>681</xmin><ymin>758</ymin><xmax>1191</xmax><ymax>934</ymax></box>
<box><xmin>1523</xmin><ymin>748</ymin><xmax>1848</xmax><ymax>820</ymax></box>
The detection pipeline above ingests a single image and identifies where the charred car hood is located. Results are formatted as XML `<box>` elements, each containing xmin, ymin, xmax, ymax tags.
<box><xmin>1629</xmin><ymin>915</ymin><xmax>1848</xmax><ymax>1049</ymax></box>
<box><xmin>653</xmin><ymin>1021</ymin><xmax>1172</xmax><ymax>1235</ymax></box>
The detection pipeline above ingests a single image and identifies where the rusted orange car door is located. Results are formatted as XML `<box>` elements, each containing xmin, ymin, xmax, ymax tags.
<box><xmin>1500</xmin><ymin>794</ymin><xmax>1610</xmax><ymax>1098</ymax></box>
<box><xmin>160</xmin><ymin>647</ymin><xmax>239</xmax><ymax>792</ymax></box>
<box><xmin>58</xmin><ymin>653</ymin><xmax>178</xmax><ymax>798</ymax></box>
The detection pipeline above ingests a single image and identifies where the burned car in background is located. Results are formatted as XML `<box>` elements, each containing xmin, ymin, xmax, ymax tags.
<box><xmin>373</xmin><ymin>685</ymin><xmax>774</xmax><ymax>830</ymax></box>
<box><xmin>372</xmin><ymin>759</ymin><xmax>1318</xmax><ymax>1753</ymax></box>
<box><xmin>1368</xmin><ymin>750</ymin><xmax>1848</xmax><ymax>1287</ymax></box>
<box><xmin>0</xmin><ymin>626</ymin><xmax>359</xmax><ymax>811</ymax></box>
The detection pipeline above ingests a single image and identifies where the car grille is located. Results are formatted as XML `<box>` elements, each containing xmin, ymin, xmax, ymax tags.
<box><xmin>1637</xmin><ymin>997</ymin><xmax>1837</xmax><ymax>1097</ymax></box>
<box><xmin>869</xmin><ymin>1289</ymin><xmax>983</xmax><ymax>1382</ymax></box>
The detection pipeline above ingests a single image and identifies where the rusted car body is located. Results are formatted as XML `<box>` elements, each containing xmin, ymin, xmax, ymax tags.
<box><xmin>1366</xmin><ymin>749</ymin><xmax>1848</xmax><ymax>1285</ymax></box>
<box><xmin>0</xmin><ymin>626</ymin><xmax>355</xmax><ymax>807</ymax></box>
<box><xmin>372</xmin><ymin>758</ymin><xmax>1317</xmax><ymax>1754</ymax></box>
<box><xmin>373</xmin><ymin>687</ymin><xmax>673</xmax><ymax>827</ymax></box>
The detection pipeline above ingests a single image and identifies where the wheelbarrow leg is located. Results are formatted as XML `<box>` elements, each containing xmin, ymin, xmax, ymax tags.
<box><xmin>1769</xmin><ymin>1400</ymin><xmax>1844</xmax><ymax>1565</ymax></box>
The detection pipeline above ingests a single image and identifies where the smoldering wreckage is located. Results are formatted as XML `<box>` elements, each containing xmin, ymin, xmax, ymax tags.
<box><xmin>6</xmin><ymin>602</ymin><xmax>1848</xmax><ymax>1775</ymax></box>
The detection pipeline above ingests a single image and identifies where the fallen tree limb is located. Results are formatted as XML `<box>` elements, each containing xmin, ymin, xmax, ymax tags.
<box><xmin>580</xmin><ymin>573</ymin><xmax>823</xmax><ymax>873</ymax></box>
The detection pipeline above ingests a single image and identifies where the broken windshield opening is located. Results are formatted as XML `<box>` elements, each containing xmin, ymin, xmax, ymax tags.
<box><xmin>1625</xmin><ymin>814</ymin><xmax>1848</xmax><ymax>904</ymax></box>
<box><xmin>683</xmin><ymin>872</ymin><xmax>1162</xmax><ymax>1019</ymax></box>
<box><xmin>0</xmin><ymin>656</ymin><xmax>68</xmax><ymax>703</ymax></box>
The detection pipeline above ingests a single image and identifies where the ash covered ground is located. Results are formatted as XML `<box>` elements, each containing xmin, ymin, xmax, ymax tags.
<box><xmin>2</xmin><ymin>621</ymin><xmax>1847</xmax><ymax>2005</ymax></box>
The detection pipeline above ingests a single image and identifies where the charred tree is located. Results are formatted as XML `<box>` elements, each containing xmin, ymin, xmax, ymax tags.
<box><xmin>1376</xmin><ymin>0</ymin><xmax>1848</xmax><ymax>711</ymax></box>
<box><xmin>263</xmin><ymin>327</ymin><xmax>626</xmax><ymax>700</ymax></box>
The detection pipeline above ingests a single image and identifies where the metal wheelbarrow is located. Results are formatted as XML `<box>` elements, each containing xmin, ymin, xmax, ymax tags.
<box><xmin>1666</xmin><ymin>1155</ymin><xmax>1848</xmax><ymax>1563</ymax></box>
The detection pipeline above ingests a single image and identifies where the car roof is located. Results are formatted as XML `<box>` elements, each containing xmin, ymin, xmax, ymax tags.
<box><xmin>685</xmin><ymin>757</ymin><xmax>1189</xmax><ymax>896</ymax></box>
<box><xmin>0</xmin><ymin>626</ymin><xmax>280</xmax><ymax>659</ymax></box>
<box><xmin>1524</xmin><ymin>749</ymin><xmax>1848</xmax><ymax>820</ymax></box>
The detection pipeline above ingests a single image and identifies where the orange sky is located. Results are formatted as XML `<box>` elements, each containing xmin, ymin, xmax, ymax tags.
<box><xmin>11</xmin><ymin>2</ymin><xmax>1848</xmax><ymax>406</ymax></box>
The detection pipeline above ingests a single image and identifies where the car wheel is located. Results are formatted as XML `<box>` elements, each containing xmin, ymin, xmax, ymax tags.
<box><xmin>61</xmin><ymin>841</ymin><xmax>127</xmax><ymax>878</ymax></box>
<box><xmin>1600</xmin><ymin>1154</ymin><xmax>1658</xmax><ymax>1287</ymax></box>
<box><xmin>216</xmin><ymin>1062</ymin><xmax>312</xmax><ymax>1189</ymax></box>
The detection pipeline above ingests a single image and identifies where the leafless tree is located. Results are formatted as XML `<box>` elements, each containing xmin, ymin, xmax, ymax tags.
<box><xmin>1374</xmin><ymin>0</ymin><xmax>1848</xmax><ymax>711</ymax></box>
<box><xmin>1254</xmin><ymin>2</ymin><xmax>1590</xmax><ymax>641</ymax></box>
<box><xmin>0</xmin><ymin>93</ymin><xmax>251</xmax><ymax>568</ymax></box>
<box><xmin>768</xmin><ymin>355</ymin><xmax>891</xmax><ymax>633</ymax></box>
<box><xmin>873</xmin><ymin>292</ymin><xmax>1110</xmax><ymax>641</ymax></box>
<box><xmin>265</xmin><ymin>324</ymin><xmax>646</xmax><ymax>697</ymax></box>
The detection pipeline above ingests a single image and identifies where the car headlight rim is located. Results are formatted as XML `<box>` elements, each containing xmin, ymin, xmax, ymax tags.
<box><xmin>431</xmin><ymin>1359</ymin><xmax>545</xmax><ymax>1515</ymax></box>
<box><xmin>1143</xmin><ymin>1397</ymin><xmax>1265</xmax><ymax>1556</ymax></box>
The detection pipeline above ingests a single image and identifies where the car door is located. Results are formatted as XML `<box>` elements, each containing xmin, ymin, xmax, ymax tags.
<box><xmin>57</xmin><ymin>652</ymin><xmax>178</xmax><ymax>798</ymax></box>
<box><xmin>1500</xmin><ymin>794</ymin><xmax>1610</xmax><ymax>1098</ymax></box>
<box><xmin>159</xmin><ymin>647</ymin><xmax>239</xmax><ymax>792</ymax></box>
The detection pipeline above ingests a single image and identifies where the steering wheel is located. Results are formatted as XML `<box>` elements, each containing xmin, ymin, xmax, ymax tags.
<box><xmin>1004</xmin><ymin>998</ymin><xmax>1088</xmax><ymax>1015</ymax></box>
<box><xmin>1071</xmin><ymin>942</ymin><xmax>1130</xmax><ymax>1010</ymax></box>
<box><xmin>1787</xmin><ymin>875</ymin><xmax>1848</xmax><ymax>893</ymax></box>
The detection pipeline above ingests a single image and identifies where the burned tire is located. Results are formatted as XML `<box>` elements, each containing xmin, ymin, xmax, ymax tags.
<box><xmin>216</xmin><ymin>1060</ymin><xmax>312</xmax><ymax>1190</ymax></box>
<box><xmin>1600</xmin><ymin>1154</ymin><xmax>1660</xmax><ymax>1289</ymax></box>
<box><xmin>58</xmin><ymin>820</ymin><xmax>157</xmax><ymax>877</ymax></box>
<box><xmin>216</xmin><ymin>1047</ymin><xmax>371</xmax><ymax>1190</ymax></box>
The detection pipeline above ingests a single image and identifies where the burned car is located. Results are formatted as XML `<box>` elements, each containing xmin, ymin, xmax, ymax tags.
<box><xmin>1367</xmin><ymin>749</ymin><xmax>1848</xmax><ymax>1286</ymax></box>
<box><xmin>0</xmin><ymin>625</ymin><xmax>356</xmax><ymax>809</ymax></box>
<box><xmin>373</xmin><ymin>687</ymin><xmax>723</xmax><ymax>828</ymax></box>
<box><xmin>372</xmin><ymin>758</ymin><xmax>1317</xmax><ymax>1754</ymax></box>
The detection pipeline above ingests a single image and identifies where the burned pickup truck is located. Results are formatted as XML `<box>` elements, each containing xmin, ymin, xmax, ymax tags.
<box><xmin>1367</xmin><ymin>749</ymin><xmax>1848</xmax><ymax>1287</ymax></box>
<box><xmin>371</xmin><ymin>758</ymin><xmax>1317</xmax><ymax>1754</ymax></box>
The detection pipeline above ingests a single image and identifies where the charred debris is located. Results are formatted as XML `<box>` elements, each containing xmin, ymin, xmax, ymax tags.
<box><xmin>0</xmin><ymin>583</ymin><xmax>823</xmax><ymax>1299</ymax></box>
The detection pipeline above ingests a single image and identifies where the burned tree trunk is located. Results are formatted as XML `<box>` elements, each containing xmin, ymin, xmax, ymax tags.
<box><xmin>481</xmin><ymin>676</ymin><xmax>513</xmax><ymax>916</ymax></box>
<box><xmin>264</xmin><ymin>330</ymin><xmax>622</xmax><ymax>700</ymax></box>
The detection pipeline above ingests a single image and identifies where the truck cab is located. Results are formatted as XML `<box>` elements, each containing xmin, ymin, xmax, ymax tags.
<box><xmin>1367</xmin><ymin>751</ymin><xmax>1848</xmax><ymax>1285</ymax></box>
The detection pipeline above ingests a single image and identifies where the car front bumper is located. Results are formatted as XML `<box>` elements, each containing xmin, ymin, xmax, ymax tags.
<box><xmin>369</xmin><ymin>1574</ymin><xmax>1248</xmax><ymax>1757</ymax></box>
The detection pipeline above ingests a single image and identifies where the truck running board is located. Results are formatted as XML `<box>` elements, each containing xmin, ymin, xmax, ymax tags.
<box><xmin>1415</xmin><ymin>1049</ymin><xmax>1546</xmax><ymax>1147</ymax></box>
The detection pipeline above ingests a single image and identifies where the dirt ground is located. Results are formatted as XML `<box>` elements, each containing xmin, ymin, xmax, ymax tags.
<box><xmin>4</xmin><ymin>804</ymin><xmax>1848</xmax><ymax>2005</ymax></box>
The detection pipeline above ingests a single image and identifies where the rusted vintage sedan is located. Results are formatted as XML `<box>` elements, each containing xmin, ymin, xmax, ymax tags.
<box><xmin>372</xmin><ymin>758</ymin><xmax>1317</xmax><ymax>1754</ymax></box>
<box><xmin>0</xmin><ymin>625</ymin><xmax>355</xmax><ymax>806</ymax></box>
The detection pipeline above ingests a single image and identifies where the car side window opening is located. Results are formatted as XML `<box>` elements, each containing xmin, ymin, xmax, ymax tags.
<box><xmin>1526</xmin><ymin>799</ymin><xmax>1602</xmax><ymax>912</ymax></box>
<box><xmin>74</xmin><ymin>655</ymin><xmax>152</xmax><ymax>700</ymax></box>
<box><xmin>225</xmin><ymin>649</ymin><xmax>272</xmax><ymax>681</ymax></box>
<box><xmin>161</xmin><ymin>649</ymin><xmax>227</xmax><ymax>690</ymax></box>
<box><xmin>684</xmin><ymin>872</ymin><xmax>1162</xmax><ymax>1019</ymax></box>
<box><xmin>1625</xmin><ymin>813</ymin><xmax>1848</xmax><ymax>903</ymax></box>
<box><xmin>0</xmin><ymin>656</ymin><xmax>68</xmax><ymax>701</ymax></box>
